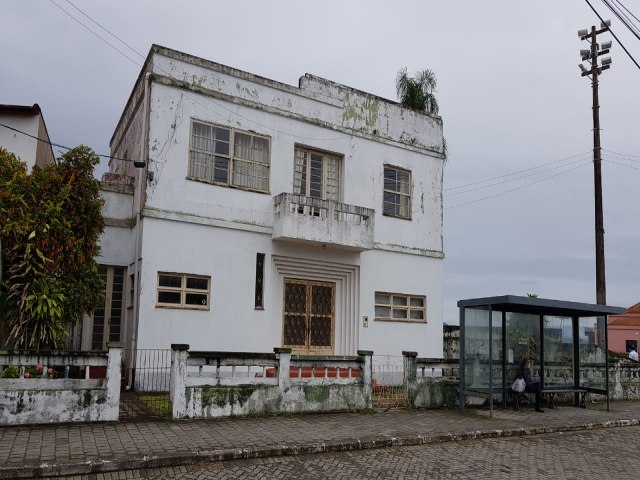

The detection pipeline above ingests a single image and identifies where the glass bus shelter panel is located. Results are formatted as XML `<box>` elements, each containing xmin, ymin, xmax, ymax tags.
<box><xmin>490</xmin><ymin>310</ymin><xmax>503</xmax><ymax>390</ymax></box>
<box><xmin>579</xmin><ymin>316</ymin><xmax>606</xmax><ymax>390</ymax></box>
<box><xmin>505</xmin><ymin>312</ymin><xmax>541</xmax><ymax>381</ymax></box>
<box><xmin>543</xmin><ymin>316</ymin><xmax>575</xmax><ymax>387</ymax></box>
<box><xmin>463</xmin><ymin>307</ymin><xmax>491</xmax><ymax>391</ymax></box>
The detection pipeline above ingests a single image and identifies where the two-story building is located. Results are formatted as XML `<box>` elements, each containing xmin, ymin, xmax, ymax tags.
<box><xmin>89</xmin><ymin>45</ymin><xmax>445</xmax><ymax>360</ymax></box>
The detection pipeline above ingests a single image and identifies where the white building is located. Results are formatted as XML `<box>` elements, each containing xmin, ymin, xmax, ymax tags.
<box><xmin>90</xmin><ymin>45</ymin><xmax>445</xmax><ymax>359</ymax></box>
<box><xmin>0</xmin><ymin>104</ymin><xmax>55</xmax><ymax>170</ymax></box>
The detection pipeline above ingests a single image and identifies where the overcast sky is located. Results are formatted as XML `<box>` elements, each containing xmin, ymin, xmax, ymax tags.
<box><xmin>2</xmin><ymin>1</ymin><xmax>639</xmax><ymax>324</ymax></box>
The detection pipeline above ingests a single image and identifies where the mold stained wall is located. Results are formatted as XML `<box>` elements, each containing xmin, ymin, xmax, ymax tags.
<box><xmin>128</xmin><ymin>49</ymin><xmax>444</xmax><ymax>357</ymax></box>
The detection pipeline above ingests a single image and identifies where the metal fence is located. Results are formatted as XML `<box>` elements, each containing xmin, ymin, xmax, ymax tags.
<box><xmin>371</xmin><ymin>355</ymin><xmax>406</xmax><ymax>410</ymax></box>
<box><xmin>120</xmin><ymin>349</ymin><xmax>171</xmax><ymax>420</ymax></box>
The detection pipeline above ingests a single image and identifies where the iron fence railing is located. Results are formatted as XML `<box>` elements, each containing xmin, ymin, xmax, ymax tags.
<box><xmin>372</xmin><ymin>355</ymin><xmax>406</xmax><ymax>410</ymax></box>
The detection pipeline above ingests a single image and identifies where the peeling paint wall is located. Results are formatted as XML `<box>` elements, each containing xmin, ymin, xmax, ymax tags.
<box><xmin>0</xmin><ymin>346</ymin><xmax>122</xmax><ymax>425</ymax></box>
<box><xmin>109</xmin><ymin>46</ymin><xmax>445</xmax><ymax>359</ymax></box>
<box><xmin>178</xmin><ymin>383</ymin><xmax>370</xmax><ymax>419</ymax></box>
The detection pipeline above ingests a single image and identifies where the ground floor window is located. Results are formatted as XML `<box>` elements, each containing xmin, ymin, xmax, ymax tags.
<box><xmin>156</xmin><ymin>272</ymin><xmax>211</xmax><ymax>310</ymax></box>
<box><xmin>91</xmin><ymin>265</ymin><xmax>126</xmax><ymax>350</ymax></box>
<box><xmin>374</xmin><ymin>291</ymin><xmax>426</xmax><ymax>323</ymax></box>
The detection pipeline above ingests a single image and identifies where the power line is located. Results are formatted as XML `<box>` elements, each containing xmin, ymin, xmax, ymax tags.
<box><xmin>602</xmin><ymin>148</ymin><xmax>640</xmax><ymax>160</ymax></box>
<box><xmin>444</xmin><ymin>155</ymin><xmax>592</xmax><ymax>197</ymax></box>
<box><xmin>585</xmin><ymin>0</ymin><xmax>640</xmax><ymax>71</ymax></box>
<box><xmin>603</xmin><ymin>157</ymin><xmax>640</xmax><ymax>169</ymax></box>
<box><xmin>444</xmin><ymin>151</ymin><xmax>592</xmax><ymax>192</ymax></box>
<box><xmin>602</xmin><ymin>0</ymin><xmax>640</xmax><ymax>39</ymax></box>
<box><xmin>63</xmin><ymin>0</ymin><xmax>146</xmax><ymax>61</ymax></box>
<box><xmin>613</xmin><ymin>0</ymin><xmax>640</xmax><ymax>23</ymax></box>
<box><xmin>445</xmin><ymin>161</ymin><xmax>592</xmax><ymax>210</ymax></box>
<box><xmin>49</xmin><ymin>0</ymin><xmax>140</xmax><ymax>67</ymax></box>
<box><xmin>49</xmin><ymin>1</ymin><xmax>352</xmax><ymax>146</ymax></box>
<box><xmin>0</xmin><ymin>123</ymin><xmax>141</xmax><ymax>164</ymax></box>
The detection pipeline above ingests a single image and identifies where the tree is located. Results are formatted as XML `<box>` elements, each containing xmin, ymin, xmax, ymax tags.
<box><xmin>395</xmin><ymin>67</ymin><xmax>439</xmax><ymax>114</ymax></box>
<box><xmin>396</xmin><ymin>67</ymin><xmax>446</xmax><ymax>159</ymax></box>
<box><xmin>0</xmin><ymin>146</ymin><xmax>105</xmax><ymax>349</ymax></box>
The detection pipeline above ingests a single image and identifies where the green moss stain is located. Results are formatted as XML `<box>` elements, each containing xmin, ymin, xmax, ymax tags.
<box><xmin>342</xmin><ymin>96</ymin><xmax>379</xmax><ymax>129</ymax></box>
<box><xmin>201</xmin><ymin>386</ymin><xmax>258</xmax><ymax>409</ymax></box>
<box><xmin>302</xmin><ymin>385</ymin><xmax>332</xmax><ymax>404</ymax></box>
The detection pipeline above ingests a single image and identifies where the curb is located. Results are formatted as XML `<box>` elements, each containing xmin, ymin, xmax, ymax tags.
<box><xmin>1</xmin><ymin>418</ymin><xmax>639</xmax><ymax>479</ymax></box>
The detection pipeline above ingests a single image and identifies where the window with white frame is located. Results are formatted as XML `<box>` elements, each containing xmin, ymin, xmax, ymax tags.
<box><xmin>383</xmin><ymin>166</ymin><xmax>411</xmax><ymax>219</ymax></box>
<box><xmin>188</xmin><ymin>120</ymin><xmax>270</xmax><ymax>193</ymax></box>
<box><xmin>156</xmin><ymin>273</ymin><xmax>211</xmax><ymax>310</ymax></box>
<box><xmin>293</xmin><ymin>147</ymin><xmax>341</xmax><ymax>201</ymax></box>
<box><xmin>374</xmin><ymin>292</ymin><xmax>426</xmax><ymax>323</ymax></box>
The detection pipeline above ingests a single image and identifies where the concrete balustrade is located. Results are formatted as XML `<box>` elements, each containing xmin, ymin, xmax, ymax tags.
<box><xmin>170</xmin><ymin>345</ymin><xmax>373</xmax><ymax>419</ymax></box>
<box><xmin>0</xmin><ymin>343</ymin><xmax>123</xmax><ymax>425</ymax></box>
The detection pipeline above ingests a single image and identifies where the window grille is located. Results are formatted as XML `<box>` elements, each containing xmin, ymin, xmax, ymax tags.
<box><xmin>374</xmin><ymin>292</ymin><xmax>426</xmax><ymax>323</ymax></box>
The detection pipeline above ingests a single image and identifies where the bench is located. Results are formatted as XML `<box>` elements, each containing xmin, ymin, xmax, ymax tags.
<box><xmin>543</xmin><ymin>388</ymin><xmax>588</xmax><ymax>409</ymax></box>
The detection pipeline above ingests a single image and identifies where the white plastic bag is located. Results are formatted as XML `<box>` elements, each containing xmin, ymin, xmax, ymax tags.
<box><xmin>512</xmin><ymin>377</ymin><xmax>526</xmax><ymax>393</ymax></box>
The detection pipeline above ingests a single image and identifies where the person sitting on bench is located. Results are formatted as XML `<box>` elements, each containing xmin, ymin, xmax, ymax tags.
<box><xmin>515</xmin><ymin>357</ymin><xmax>544</xmax><ymax>413</ymax></box>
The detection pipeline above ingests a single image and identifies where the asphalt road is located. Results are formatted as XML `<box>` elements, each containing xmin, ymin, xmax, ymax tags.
<box><xmin>58</xmin><ymin>425</ymin><xmax>640</xmax><ymax>479</ymax></box>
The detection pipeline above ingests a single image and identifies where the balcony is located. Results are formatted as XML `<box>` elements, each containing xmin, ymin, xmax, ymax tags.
<box><xmin>273</xmin><ymin>193</ymin><xmax>374</xmax><ymax>251</ymax></box>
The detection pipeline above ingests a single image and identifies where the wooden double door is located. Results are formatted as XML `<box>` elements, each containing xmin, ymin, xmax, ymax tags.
<box><xmin>282</xmin><ymin>278</ymin><xmax>335</xmax><ymax>355</ymax></box>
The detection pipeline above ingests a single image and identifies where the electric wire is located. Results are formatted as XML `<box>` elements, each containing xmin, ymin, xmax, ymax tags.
<box><xmin>603</xmin><ymin>157</ymin><xmax>640</xmax><ymax>169</ymax></box>
<box><xmin>49</xmin><ymin>0</ymin><xmax>351</xmax><ymax>145</ymax></box>
<box><xmin>613</xmin><ymin>0</ymin><xmax>640</xmax><ymax>23</ymax></box>
<box><xmin>602</xmin><ymin>0</ymin><xmax>640</xmax><ymax>39</ymax></box>
<box><xmin>0</xmin><ymin>123</ymin><xmax>139</xmax><ymax>164</ymax></box>
<box><xmin>49</xmin><ymin>0</ymin><xmax>140</xmax><ymax>67</ymax></box>
<box><xmin>444</xmin><ymin>151</ymin><xmax>592</xmax><ymax>192</ymax></box>
<box><xmin>445</xmin><ymin>161</ymin><xmax>592</xmax><ymax>210</ymax></box>
<box><xmin>444</xmin><ymin>154</ymin><xmax>592</xmax><ymax>197</ymax></box>
<box><xmin>602</xmin><ymin>148</ymin><xmax>640</xmax><ymax>160</ymax></box>
<box><xmin>585</xmin><ymin>0</ymin><xmax>640</xmax><ymax>71</ymax></box>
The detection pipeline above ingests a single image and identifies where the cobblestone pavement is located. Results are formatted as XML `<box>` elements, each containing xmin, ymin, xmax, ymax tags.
<box><xmin>56</xmin><ymin>425</ymin><xmax>640</xmax><ymax>479</ymax></box>
<box><xmin>2</xmin><ymin>400</ymin><xmax>640</xmax><ymax>477</ymax></box>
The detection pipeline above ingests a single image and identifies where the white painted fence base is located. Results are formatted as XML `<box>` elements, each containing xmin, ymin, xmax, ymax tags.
<box><xmin>170</xmin><ymin>345</ymin><xmax>373</xmax><ymax>419</ymax></box>
<box><xmin>0</xmin><ymin>343</ymin><xmax>123</xmax><ymax>425</ymax></box>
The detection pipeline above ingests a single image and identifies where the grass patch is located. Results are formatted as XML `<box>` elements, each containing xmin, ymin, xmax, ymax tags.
<box><xmin>139</xmin><ymin>394</ymin><xmax>170</xmax><ymax>416</ymax></box>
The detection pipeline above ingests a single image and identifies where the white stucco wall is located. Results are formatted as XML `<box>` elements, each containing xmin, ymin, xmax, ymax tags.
<box><xmin>0</xmin><ymin>114</ymin><xmax>39</xmax><ymax>168</ymax></box>
<box><xmin>111</xmin><ymin>46</ymin><xmax>445</xmax><ymax>359</ymax></box>
<box><xmin>143</xmin><ymin>79</ymin><xmax>443</xmax><ymax>254</ymax></box>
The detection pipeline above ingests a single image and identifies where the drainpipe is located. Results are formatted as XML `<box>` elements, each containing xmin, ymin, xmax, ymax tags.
<box><xmin>129</xmin><ymin>72</ymin><xmax>152</xmax><ymax>388</ymax></box>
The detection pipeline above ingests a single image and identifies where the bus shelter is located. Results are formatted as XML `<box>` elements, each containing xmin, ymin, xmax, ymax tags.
<box><xmin>458</xmin><ymin>295</ymin><xmax>625</xmax><ymax>416</ymax></box>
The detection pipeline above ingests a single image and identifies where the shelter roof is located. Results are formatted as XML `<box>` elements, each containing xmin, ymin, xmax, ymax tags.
<box><xmin>457</xmin><ymin>295</ymin><xmax>625</xmax><ymax>317</ymax></box>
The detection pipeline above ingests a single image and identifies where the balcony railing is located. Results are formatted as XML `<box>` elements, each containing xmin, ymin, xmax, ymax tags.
<box><xmin>273</xmin><ymin>193</ymin><xmax>374</xmax><ymax>251</ymax></box>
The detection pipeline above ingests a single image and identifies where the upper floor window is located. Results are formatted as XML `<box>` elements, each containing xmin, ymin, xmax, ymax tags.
<box><xmin>189</xmin><ymin>120</ymin><xmax>270</xmax><ymax>193</ymax></box>
<box><xmin>293</xmin><ymin>147</ymin><xmax>341</xmax><ymax>201</ymax></box>
<box><xmin>383</xmin><ymin>165</ymin><xmax>411</xmax><ymax>219</ymax></box>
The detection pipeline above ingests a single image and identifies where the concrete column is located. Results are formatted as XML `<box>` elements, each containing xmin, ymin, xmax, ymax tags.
<box><xmin>274</xmin><ymin>347</ymin><xmax>291</xmax><ymax>390</ymax></box>
<box><xmin>171</xmin><ymin>344</ymin><xmax>189</xmax><ymax>419</ymax></box>
<box><xmin>357</xmin><ymin>350</ymin><xmax>373</xmax><ymax>409</ymax></box>
<box><xmin>402</xmin><ymin>351</ymin><xmax>418</xmax><ymax>408</ymax></box>
<box><xmin>106</xmin><ymin>342</ymin><xmax>124</xmax><ymax>421</ymax></box>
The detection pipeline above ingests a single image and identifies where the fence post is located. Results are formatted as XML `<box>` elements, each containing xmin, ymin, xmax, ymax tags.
<box><xmin>402</xmin><ymin>351</ymin><xmax>418</xmax><ymax>408</ymax></box>
<box><xmin>171</xmin><ymin>344</ymin><xmax>189</xmax><ymax>419</ymax></box>
<box><xmin>274</xmin><ymin>347</ymin><xmax>292</xmax><ymax>390</ymax></box>
<box><xmin>106</xmin><ymin>342</ymin><xmax>124</xmax><ymax>421</ymax></box>
<box><xmin>357</xmin><ymin>350</ymin><xmax>373</xmax><ymax>409</ymax></box>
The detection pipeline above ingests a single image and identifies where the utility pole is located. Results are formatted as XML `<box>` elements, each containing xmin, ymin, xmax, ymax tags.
<box><xmin>578</xmin><ymin>21</ymin><xmax>613</xmax><ymax>307</ymax></box>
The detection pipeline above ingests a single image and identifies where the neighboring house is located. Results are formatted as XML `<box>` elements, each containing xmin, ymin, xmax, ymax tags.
<box><xmin>0</xmin><ymin>103</ymin><xmax>55</xmax><ymax>170</ymax></box>
<box><xmin>88</xmin><ymin>45</ymin><xmax>445</xmax><ymax>360</ymax></box>
<box><xmin>607</xmin><ymin>302</ymin><xmax>640</xmax><ymax>355</ymax></box>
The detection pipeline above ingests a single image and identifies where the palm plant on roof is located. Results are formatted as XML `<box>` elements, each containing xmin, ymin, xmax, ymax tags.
<box><xmin>395</xmin><ymin>67</ymin><xmax>439</xmax><ymax>114</ymax></box>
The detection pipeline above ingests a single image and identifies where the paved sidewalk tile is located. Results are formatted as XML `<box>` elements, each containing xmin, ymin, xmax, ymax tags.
<box><xmin>1</xmin><ymin>400</ymin><xmax>640</xmax><ymax>475</ymax></box>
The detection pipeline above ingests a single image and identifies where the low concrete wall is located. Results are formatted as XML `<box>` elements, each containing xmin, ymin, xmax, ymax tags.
<box><xmin>170</xmin><ymin>345</ymin><xmax>372</xmax><ymax>419</ymax></box>
<box><xmin>0</xmin><ymin>344</ymin><xmax>122</xmax><ymax>425</ymax></box>
<box><xmin>403</xmin><ymin>352</ymin><xmax>459</xmax><ymax>409</ymax></box>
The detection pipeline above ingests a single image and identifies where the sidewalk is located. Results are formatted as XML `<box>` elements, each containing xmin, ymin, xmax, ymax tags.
<box><xmin>2</xmin><ymin>401</ymin><xmax>640</xmax><ymax>479</ymax></box>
